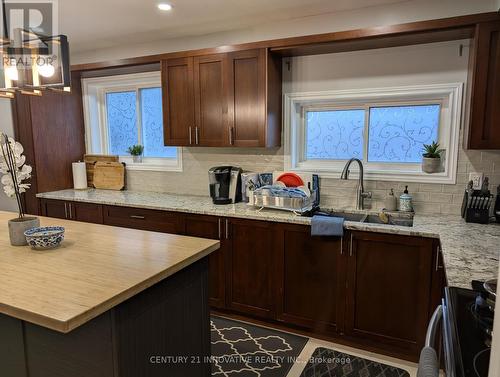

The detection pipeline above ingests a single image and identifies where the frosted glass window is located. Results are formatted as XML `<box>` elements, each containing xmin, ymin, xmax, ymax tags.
<box><xmin>368</xmin><ymin>105</ymin><xmax>440</xmax><ymax>163</ymax></box>
<box><xmin>106</xmin><ymin>91</ymin><xmax>138</xmax><ymax>156</ymax></box>
<box><xmin>140</xmin><ymin>88</ymin><xmax>176</xmax><ymax>158</ymax></box>
<box><xmin>105</xmin><ymin>87</ymin><xmax>177</xmax><ymax>159</ymax></box>
<box><xmin>305</xmin><ymin>109</ymin><xmax>365</xmax><ymax>160</ymax></box>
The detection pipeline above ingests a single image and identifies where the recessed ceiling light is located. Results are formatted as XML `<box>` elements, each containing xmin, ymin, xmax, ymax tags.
<box><xmin>158</xmin><ymin>3</ymin><xmax>172</xmax><ymax>11</ymax></box>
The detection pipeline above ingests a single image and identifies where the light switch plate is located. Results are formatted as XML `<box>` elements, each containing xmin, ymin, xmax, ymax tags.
<box><xmin>469</xmin><ymin>172</ymin><xmax>484</xmax><ymax>190</ymax></box>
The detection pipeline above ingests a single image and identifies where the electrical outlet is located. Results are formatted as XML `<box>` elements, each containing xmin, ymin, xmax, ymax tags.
<box><xmin>469</xmin><ymin>172</ymin><xmax>484</xmax><ymax>190</ymax></box>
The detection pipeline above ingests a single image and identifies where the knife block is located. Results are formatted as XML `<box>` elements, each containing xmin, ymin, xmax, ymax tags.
<box><xmin>461</xmin><ymin>190</ymin><xmax>493</xmax><ymax>224</ymax></box>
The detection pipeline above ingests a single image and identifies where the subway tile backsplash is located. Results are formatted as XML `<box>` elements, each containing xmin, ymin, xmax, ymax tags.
<box><xmin>126</xmin><ymin>132</ymin><xmax>500</xmax><ymax>216</ymax></box>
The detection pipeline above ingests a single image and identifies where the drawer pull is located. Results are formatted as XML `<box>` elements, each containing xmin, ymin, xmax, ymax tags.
<box><xmin>130</xmin><ymin>215</ymin><xmax>146</xmax><ymax>220</ymax></box>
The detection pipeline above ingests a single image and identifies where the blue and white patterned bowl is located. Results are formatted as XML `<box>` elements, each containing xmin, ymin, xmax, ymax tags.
<box><xmin>24</xmin><ymin>226</ymin><xmax>65</xmax><ymax>249</ymax></box>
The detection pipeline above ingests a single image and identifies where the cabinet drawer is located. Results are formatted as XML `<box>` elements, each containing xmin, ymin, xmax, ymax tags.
<box><xmin>103</xmin><ymin>205</ymin><xmax>183</xmax><ymax>234</ymax></box>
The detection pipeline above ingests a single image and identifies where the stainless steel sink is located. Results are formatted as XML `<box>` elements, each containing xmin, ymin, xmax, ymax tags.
<box><xmin>327</xmin><ymin>211</ymin><xmax>367</xmax><ymax>222</ymax></box>
<box><xmin>317</xmin><ymin>210</ymin><xmax>414</xmax><ymax>227</ymax></box>
<box><xmin>362</xmin><ymin>214</ymin><xmax>414</xmax><ymax>227</ymax></box>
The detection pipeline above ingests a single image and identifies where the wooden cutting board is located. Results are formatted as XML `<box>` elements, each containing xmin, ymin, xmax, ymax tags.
<box><xmin>84</xmin><ymin>154</ymin><xmax>119</xmax><ymax>187</ymax></box>
<box><xmin>92</xmin><ymin>161</ymin><xmax>126</xmax><ymax>190</ymax></box>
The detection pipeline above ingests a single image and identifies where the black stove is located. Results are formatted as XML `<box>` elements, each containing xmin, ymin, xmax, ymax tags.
<box><xmin>444</xmin><ymin>284</ymin><xmax>494</xmax><ymax>377</ymax></box>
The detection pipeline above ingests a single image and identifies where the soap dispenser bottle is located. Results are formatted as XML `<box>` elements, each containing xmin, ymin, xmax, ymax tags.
<box><xmin>399</xmin><ymin>186</ymin><xmax>413</xmax><ymax>212</ymax></box>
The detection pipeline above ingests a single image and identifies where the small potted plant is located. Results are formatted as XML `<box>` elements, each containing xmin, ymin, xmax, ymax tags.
<box><xmin>0</xmin><ymin>134</ymin><xmax>39</xmax><ymax>246</ymax></box>
<box><xmin>422</xmin><ymin>141</ymin><xmax>444</xmax><ymax>174</ymax></box>
<box><xmin>127</xmin><ymin>144</ymin><xmax>144</xmax><ymax>163</ymax></box>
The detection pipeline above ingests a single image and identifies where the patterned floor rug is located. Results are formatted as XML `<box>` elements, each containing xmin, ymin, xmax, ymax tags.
<box><xmin>211</xmin><ymin>316</ymin><xmax>308</xmax><ymax>377</ymax></box>
<box><xmin>299</xmin><ymin>348</ymin><xmax>411</xmax><ymax>377</ymax></box>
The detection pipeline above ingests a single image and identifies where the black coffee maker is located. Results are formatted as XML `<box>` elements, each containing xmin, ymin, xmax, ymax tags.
<box><xmin>208</xmin><ymin>166</ymin><xmax>242</xmax><ymax>205</ymax></box>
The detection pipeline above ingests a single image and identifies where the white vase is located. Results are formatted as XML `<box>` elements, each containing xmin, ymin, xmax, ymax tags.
<box><xmin>133</xmin><ymin>155</ymin><xmax>143</xmax><ymax>163</ymax></box>
<box><xmin>422</xmin><ymin>157</ymin><xmax>441</xmax><ymax>174</ymax></box>
<box><xmin>8</xmin><ymin>216</ymin><xmax>40</xmax><ymax>246</ymax></box>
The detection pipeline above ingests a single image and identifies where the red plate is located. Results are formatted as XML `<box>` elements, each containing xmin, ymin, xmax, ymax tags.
<box><xmin>277</xmin><ymin>172</ymin><xmax>304</xmax><ymax>188</ymax></box>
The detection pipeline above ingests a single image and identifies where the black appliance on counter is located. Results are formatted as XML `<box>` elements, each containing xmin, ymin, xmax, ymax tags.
<box><xmin>418</xmin><ymin>280</ymin><xmax>496</xmax><ymax>377</ymax></box>
<box><xmin>208</xmin><ymin>166</ymin><xmax>242</xmax><ymax>205</ymax></box>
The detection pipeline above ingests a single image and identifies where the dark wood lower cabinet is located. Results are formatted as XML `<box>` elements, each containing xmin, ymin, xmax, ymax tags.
<box><xmin>102</xmin><ymin>205</ymin><xmax>183</xmax><ymax>233</ymax></box>
<box><xmin>39</xmin><ymin>199</ymin><xmax>444</xmax><ymax>360</ymax></box>
<box><xmin>40</xmin><ymin>199</ymin><xmax>103</xmax><ymax>223</ymax></box>
<box><xmin>344</xmin><ymin>231</ymin><xmax>434</xmax><ymax>356</ymax></box>
<box><xmin>276</xmin><ymin>223</ymin><xmax>342</xmax><ymax>336</ymax></box>
<box><xmin>226</xmin><ymin>218</ymin><xmax>276</xmax><ymax>319</ymax></box>
<box><xmin>184</xmin><ymin>214</ymin><xmax>226</xmax><ymax>308</ymax></box>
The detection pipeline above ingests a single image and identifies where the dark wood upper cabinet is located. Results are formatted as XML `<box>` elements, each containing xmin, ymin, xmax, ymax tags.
<box><xmin>193</xmin><ymin>54</ymin><xmax>229</xmax><ymax>146</ymax></box>
<box><xmin>227</xmin><ymin>49</ymin><xmax>282</xmax><ymax>147</ymax></box>
<box><xmin>276</xmin><ymin>224</ymin><xmax>343</xmax><ymax>336</ymax></box>
<box><xmin>344</xmin><ymin>231</ymin><xmax>434</xmax><ymax>356</ymax></box>
<box><xmin>466</xmin><ymin>20</ymin><xmax>500</xmax><ymax>149</ymax></box>
<box><xmin>162</xmin><ymin>48</ymin><xmax>282</xmax><ymax>148</ymax></box>
<box><xmin>162</xmin><ymin>57</ymin><xmax>195</xmax><ymax>146</ymax></box>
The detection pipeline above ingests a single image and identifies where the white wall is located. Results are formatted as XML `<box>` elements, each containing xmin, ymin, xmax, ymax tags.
<box><xmin>0</xmin><ymin>100</ymin><xmax>20</xmax><ymax>212</ymax></box>
<box><xmin>71</xmin><ymin>0</ymin><xmax>499</xmax><ymax>64</ymax></box>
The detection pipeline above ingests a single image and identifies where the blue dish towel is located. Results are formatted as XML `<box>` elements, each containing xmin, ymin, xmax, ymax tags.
<box><xmin>311</xmin><ymin>215</ymin><xmax>344</xmax><ymax>237</ymax></box>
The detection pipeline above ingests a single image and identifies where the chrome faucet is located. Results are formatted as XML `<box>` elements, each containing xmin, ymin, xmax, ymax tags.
<box><xmin>340</xmin><ymin>158</ymin><xmax>372</xmax><ymax>210</ymax></box>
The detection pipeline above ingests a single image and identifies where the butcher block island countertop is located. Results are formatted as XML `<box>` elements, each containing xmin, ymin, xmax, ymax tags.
<box><xmin>0</xmin><ymin>210</ymin><xmax>220</xmax><ymax>333</ymax></box>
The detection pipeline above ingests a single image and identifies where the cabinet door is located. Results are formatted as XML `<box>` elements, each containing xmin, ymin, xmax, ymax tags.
<box><xmin>193</xmin><ymin>54</ymin><xmax>229</xmax><ymax>146</ymax></box>
<box><xmin>345</xmin><ymin>231</ymin><xmax>433</xmax><ymax>356</ymax></box>
<box><xmin>103</xmin><ymin>205</ymin><xmax>183</xmax><ymax>234</ymax></box>
<box><xmin>226</xmin><ymin>218</ymin><xmax>276</xmax><ymax>319</ymax></box>
<box><xmin>162</xmin><ymin>57</ymin><xmax>195</xmax><ymax>146</ymax></box>
<box><xmin>276</xmin><ymin>224</ymin><xmax>343</xmax><ymax>336</ymax></box>
<box><xmin>227</xmin><ymin>49</ymin><xmax>266</xmax><ymax>147</ymax></box>
<box><xmin>69</xmin><ymin>202</ymin><xmax>103</xmax><ymax>224</ymax></box>
<box><xmin>184</xmin><ymin>215</ymin><xmax>226</xmax><ymax>308</ymax></box>
<box><xmin>40</xmin><ymin>199</ymin><xmax>68</xmax><ymax>219</ymax></box>
<box><xmin>466</xmin><ymin>21</ymin><xmax>500</xmax><ymax>149</ymax></box>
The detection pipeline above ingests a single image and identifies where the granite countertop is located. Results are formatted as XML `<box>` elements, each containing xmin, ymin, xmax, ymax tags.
<box><xmin>37</xmin><ymin>189</ymin><xmax>500</xmax><ymax>290</ymax></box>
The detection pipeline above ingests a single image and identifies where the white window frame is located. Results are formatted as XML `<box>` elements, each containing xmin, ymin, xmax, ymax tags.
<box><xmin>284</xmin><ymin>83</ymin><xmax>463</xmax><ymax>184</ymax></box>
<box><xmin>82</xmin><ymin>71</ymin><xmax>182</xmax><ymax>172</ymax></box>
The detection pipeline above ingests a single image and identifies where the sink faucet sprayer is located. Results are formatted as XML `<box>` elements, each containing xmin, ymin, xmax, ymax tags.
<box><xmin>340</xmin><ymin>158</ymin><xmax>372</xmax><ymax>210</ymax></box>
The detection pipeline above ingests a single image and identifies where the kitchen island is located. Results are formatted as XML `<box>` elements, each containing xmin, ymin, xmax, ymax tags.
<box><xmin>0</xmin><ymin>211</ymin><xmax>219</xmax><ymax>377</ymax></box>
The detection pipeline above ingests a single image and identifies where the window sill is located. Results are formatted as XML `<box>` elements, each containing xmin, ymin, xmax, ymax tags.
<box><xmin>124</xmin><ymin>163</ymin><xmax>183</xmax><ymax>172</ymax></box>
<box><xmin>289</xmin><ymin>166</ymin><xmax>455</xmax><ymax>184</ymax></box>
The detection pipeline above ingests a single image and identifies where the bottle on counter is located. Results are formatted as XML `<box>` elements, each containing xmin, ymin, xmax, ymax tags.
<box><xmin>385</xmin><ymin>188</ymin><xmax>398</xmax><ymax>211</ymax></box>
<box><xmin>399</xmin><ymin>186</ymin><xmax>413</xmax><ymax>212</ymax></box>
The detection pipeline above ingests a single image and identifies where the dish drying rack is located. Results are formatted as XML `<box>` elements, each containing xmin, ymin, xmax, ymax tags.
<box><xmin>248</xmin><ymin>189</ymin><xmax>318</xmax><ymax>215</ymax></box>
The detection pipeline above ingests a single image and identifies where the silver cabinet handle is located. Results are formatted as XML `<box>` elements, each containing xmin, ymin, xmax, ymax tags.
<box><xmin>68</xmin><ymin>203</ymin><xmax>72</xmax><ymax>219</ymax></box>
<box><xmin>340</xmin><ymin>237</ymin><xmax>343</xmax><ymax>255</ymax></box>
<box><xmin>229</xmin><ymin>127</ymin><xmax>234</xmax><ymax>145</ymax></box>
<box><xmin>349</xmin><ymin>233</ymin><xmax>353</xmax><ymax>257</ymax></box>
<box><xmin>195</xmin><ymin>126</ymin><xmax>199</xmax><ymax>145</ymax></box>
<box><xmin>64</xmin><ymin>202</ymin><xmax>68</xmax><ymax>219</ymax></box>
<box><xmin>189</xmin><ymin>126</ymin><xmax>192</xmax><ymax>145</ymax></box>
<box><xmin>130</xmin><ymin>215</ymin><xmax>146</xmax><ymax>220</ymax></box>
<box><xmin>218</xmin><ymin>218</ymin><xmax>222</xmax><ymax>240</ymax></box>
<box><xmin>225</xmin><ymin>219</ymin><xmax>229</xmax><ymax>239</ymax></box>
<box><xmin>435</xmin><ymin>246</ymin><xmax>443</xmax><ymax>272</ymax></box>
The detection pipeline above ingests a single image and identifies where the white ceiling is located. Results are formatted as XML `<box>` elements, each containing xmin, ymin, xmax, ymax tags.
<box><xmin>59</xmin><ymin>0</ymin><xmax>409</xmax><ymax>53</ymax></box>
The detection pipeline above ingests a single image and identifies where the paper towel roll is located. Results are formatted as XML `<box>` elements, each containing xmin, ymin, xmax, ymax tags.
<box><xmin>72</xmin><ymin>162</ymin><xmax>87</xmax><ymax>190</ymax></box>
